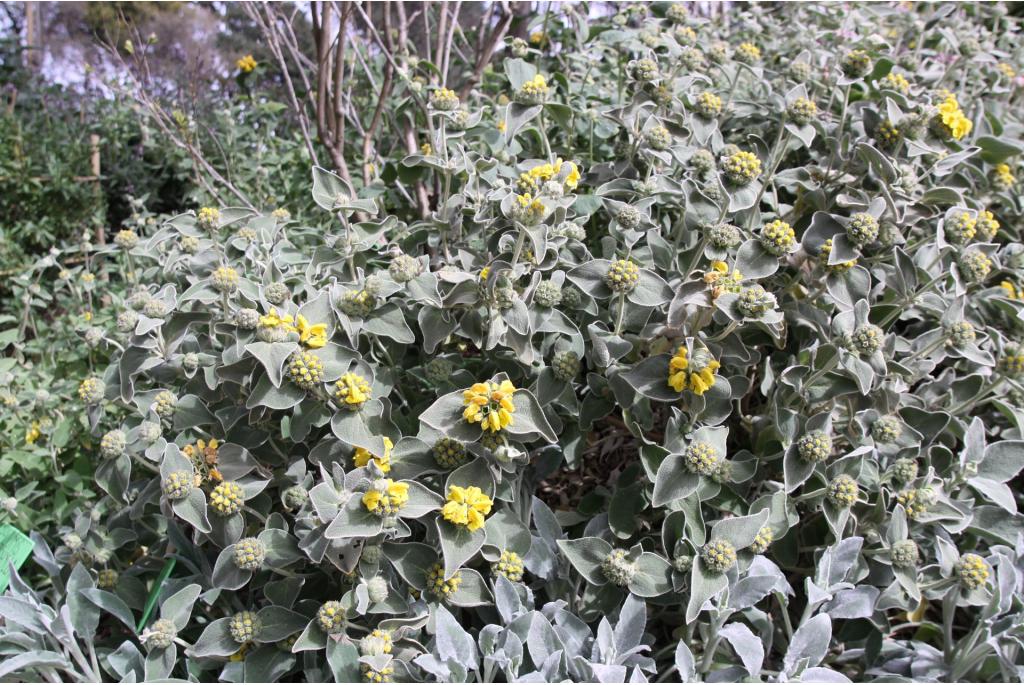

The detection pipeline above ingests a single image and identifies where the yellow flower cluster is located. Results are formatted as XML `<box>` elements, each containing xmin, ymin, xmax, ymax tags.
<box><xmin>518</xmin><ymin>158</ymin><xmax>581</xmax><ymax>193</ymax></box>
<box><xmin>362</xmin><ymin>479</ymin><xmax>409</xmax><ymax>516</ymax></box>
<box><xmin>957</xmin><ymin>553</ymin><xmax>989</xmax><ymax>589</ymax></box>
<box><xmin>993</xmin><ymin>163</ymin><xmax>1016</xmax><ymax>189</ymax></box>
<box><xmin>880</xmin><ymin>72</ymin><xmax>911</xmax><ymax>94</ymax></box>
<box><xmin>353</xmin><ymin>437</ymin><xmax>393</xmax><ymax>473</ymax></box>
<box><xmin>512</xmin><ymin>193</ymin><xmax>546</xmax><ymax>225</ymax></box>
<box><xmin>197</xmin><ymin>206</ymin><xmax>220</xmax><ymax>229</ymax></box>
<box><xmin>236</xmin><ymin>54</ymin><xmax>257</xmax><ymax>73</ymax></box>
<box><xmin>976</xmin><ymin>210</ymin><xmax>999</xmax><ymax>241</ymax></box>
<box><xmin>335</xmin><ymin>372</ymin><xmax>371</xmax><ymax>409</ymax></box>
<box><xmin>296</xmin><ymin>315</ymin><xmax>327</xmax><ymax>348</ymax></box>
<box><xmin>878</xmin><ymin>119</ymin><xmax>901</xmax><ymax>147</ymax></box>
<box><xmin>695</xmin><ymin>91</ymin><xmax>722</xmax><ymax>118</ymax></box>
<box><xmin>515</xmin><ymin>74</ymin><xmax>549</xmax><ymax>105</ymax></box>
<box><xmin>426</xmin><ymin>562</ymin><xmax>461</xmax><ymax>598</ymax></box>
<box><xmin>210</xmin><ymin>481</ymin><xmax>244</xmax><ymax>516</ymax></box>
<box><xmin>442</xmin><ymin>485</ymin><xmax>493</xmax><ymax>531</ymax></box>
<box><xmin>736</xmin><ymin>42</ymin><xmax>761</xmax><ymax>62</ymax></box>
<box><xmin>722</xmin><ymin>150</ymin><xmax>762</xmax><ymax>185</ymax></box>
<box><xmin>25</xmin><ymin>421</ymin><xmax>41</xmax><ymax>445</ymax></box>
<box><xmin>820</xmin><ymin>239</ymin><xmax>857</xmax><ymax>273</ymax></box>
<box><xmin>937</xmin><ymin>94</ymin><xmax>972</xmax><ymax>140</ymax></box>
<box><xmin>463</xmin><ymin>380</ymin><xmax>517</xmax><ymax>432</ymax></box>
<box><xmin>667</xmin><ymin>346</ymin><xmax>721</xmax><ymax>395</ymax></box>
<box><xmin>1000</xmin><ymin>280</ymin><xmax>1019</xmax><ymax>300</ymax></box>
<box><xmin>997</xmin><ymin>62</ymin><xmax>1016</xmax><ymax>79</ymax></box>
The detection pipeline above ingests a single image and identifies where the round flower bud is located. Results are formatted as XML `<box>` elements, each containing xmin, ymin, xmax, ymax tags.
<box><xmin>735</xmin><ymin>42</ymin><xmax>761</xmax><ymax>65</ymax></box>
<box><xmin>870</xmin><ymin>415</ymin><xmax>902</xmax><ymax>444</ymax></box>
<box><xmin>491</xmin><ymin>549</ymin><xmax>525</xmax><ymax>582</ymax></box>
<box><xmin>666</xmin><ymin>3</ymin><xmax>688</xmax><ymax>24</ymax></box>
<box><xmin>750</xmin><ymin>526</ymin><xmax>773</xmax><ymax>555</ymax></box>
<box><xmin>877</xmin><ymin>221</ymin><xmax>903</xmax><ymax>248</ymax></box>
<box><xmin>97</xmin><ymin>569</ymin><xmax>118</xmax><ymax>589</ymax></box>
<box><xmin>235</xmin><ymin>308</ymin><xmax>260</xmax><ymax>330</ymax></box>
<box><xmin>114</xmin><ymin>229</ymin><xmax>139</xmax><ymax>249</ymax></box>
<box><xmin>891</xmin><ymin>458</ymin><xmax>918</xmax><ymax>484</ymax></box>
<box><xmin>138</xmin><ymin>421</ymin><xmax>161</xmax><ymax>445</ymax></box>
<box><xmin>316</xmin><ymin>601</ymin><xmax>346</xmax><ymax>634</ymax></box>
<box><xmin>179</xmin><ymin>235</ymin><xmax>200</xmax><ymax>254</ymax></box>
<box><xmin>847</xmin><ymin>212</ymin><xmax>879</xmax><ymax>247</ymax></box>
<box><xmin>142</xmin><ymin>299</ymin><xmax>168</xmax><ymax>318</ymax></box>
<box><xmin>117</xmin><ymin>310</ymin><xmax>139</xmax><ymax>333</ymax></box>
<box><xmin>826</xmin><ymin>474</ymin><xmax>859</xmax><ymax>508</ymax></box>
<box><xmin>789</xmin><ymin>61</ymin><xmax>813</xmax><ymax>82</ymax></box>
<box><xmin>797</xmin><ymin>430</ymin><xmax>832</xmax><ymax>463</ymax></box>
<box><xmin>617</xmin><ymin>205</ymin><xmax>642</xmax><ymax>231</ymax></box>
<box><xmin>197</xmin><ymin>207</ymin><xmax>220</xmax><ymax>231</ymax></box>
<box><xmin>288</xmin><ymin>351</ymin><xmax>324</xmax><ymax>390</ymax></box>
<box><xmin>645</xmin><ymin>125</ymin><xmax>672</xmax><ymax>151</ymax></box>
<box><xmin>707</xmin><ymin>41</ymin><xmax>729</xmax><ymax>64</ymax></box>
<box><xmin>787</xmin><ymin>97</ymin><xmax>818</xmax><ymax>126</ymax></box>
<box><xmin>561</xmin><ymin>287</ymin><xmax>582</xmax><ymax>309</ymax></box>
<box><xmin>145</xmin><ymin>618</ymin><xmax>177</xmax><ymax>650</ymax></box>
<box><xmin>877</xmin><ymin>119</ymin><xmax>901</xmax><ymax>148</ymax></box>
<box><xmin>362</xmin><ymin>665</ymin><xmax>394</xmax><ymax>683</ymax></box>
<box><xmin>78</xmin><ymin>377</ymin><xmax>105</xmax><ymax>405</ymax></box>
<box><xmin>83</xmin><ymin>326</ymin><xmax>104</xmax><ymax>348</ymax></box>
<box><xmin>694</xmin><ymin>91</ymin><xmax>722</xmax><ymax>119</ymax></box>
<box><xmin>233</xmin><ymin>537</ymin><xmax>266</xmax><ymax>571</ymax></box>
<box><xmin>690</xmin><ymin>149</ymin><xmax>715</xmax><ymax>176</ymax></box>
<box><xmin>849</xmin><ymin>324</ymin><xmax>885</xmax><ymax>355</ymax></box>
<box><xmin>533</xmin><ymin>281</ymin><xmax>563</xmax><ymax>308</ymax></box>
<box><xmin>494</xmin><ymin>285</ymin><xmax>517</xmax><ymax>310</ymax></box>
<box><xmin>678</xmin><ymin>46</ymin><xmax>704</xmax><ymax>71</ymax></box>
<box><xmin>362</xmin><ymin>544</ymin><xmax>383</xmax><ymax>564</ymax></box>
<box><xmin>210</xmin><ymin>481</ymin><xmax>244</xmax><ymax>516</ymax></box>
<box><xmin>235</xmin><ymin>226</ymin><xmax>257</xmax><ymax>243</ymax></box>
<box><xmin>684</xmin><ymin>441</ymin><xmax>720</xmax><ymax>476</ymax></box>
<box><xmin>424</xmin><ymin>358</ymin><xmax>455</xmax><ymax>385</ymax></box>
<box><xmin>841</xmin><ymin>49</ymin><xmax>871</xmax><ymax>79</ymax></box>
<box><xmin>701</xmin><ymin>539</ymin><xmax>737</xmax><ymax>574</ymax></box>
<box><xmin>944</xmin><ymin>211</ymin><xmax>977</xmax><ymax>245</ymax></box>
<box><xmin>426</xmin><ymin>562</ymin><xmax>462</xmax><ymax>599</ymax></box>
<box><xmin>957</xmin><ymin>553</ymin><xmax>989</xmax><ymax>589</ymax></box>
<box><xmin>449</xmin><ymin>108</ymin><xmax>470</xmax><ymax>130</ymax></box>
<box><xmin>601</xmin><ymin>549</ymin><xmax>637</xmax><ymax>587</ymax></box>
<box><xmin>552</xmin><ymin>350</ymin><xmax>581</xmax><ymax>382</ymax></box>
<box><xmin>629</xmin><ymin>57</ymin><xmax>660</xmax><ymax>82</ymax></box>
<box><xmin>707</xmin><ymin>222</ymin><xmax>741</xmax><ymax>250</ymax></box>
<box><xmin>265</xmin><ymin>282</ymin><xmax>290</xmax><ymax>305</ymax></box>
<box><xmin>959</xmin><ymin>36</ymin><xmax>980</xmax><ymax>57</ymax></box>
<box><xmin>710</xmin><ymin>459</ymin><xmax>733</xmax><ymax>484</ymax></box>
<box><xmin>63</xmin><ymin>533</ymin><xmax>82</xmax><ymax>551</ymax></box>
<box><xmin>510</xmin><ymin>37</ymin><xmax>528</xmax><ymax>58</ymax></box>
<box><xmin>127</xmin><ymin>290</ymin><xmax>151</xmax><ymax>311</ymax></box>
<box><xmin>388</xmin><ymin>255</ymin><xmax>422</xmax><ymax>283</ymax></box>
<box><xmin>432</xmin><ymin>437</ymin><xmax>469</xmax><ymax>470</ymax></box>
<box><xmin>891</xmin><ymin>540</ymin><xmax>919</xmax><ymax>569</ymax></box>
<box><xmin>674</xmin><ymin>25</ymin><xmax>697</xmax><ymax>47</ymax></box>
<box><xmin>760</xmin><ymin>219</ymin><xmax>796</xmax><ymax>256</ymax></box>
<box><xmin>958</xmin><ymin>249</ymin><xmax>992</xmax><ymax>282</ymax></box>
<box><xmin>283</xmin><ymin>485</ymin><xmax>308</xmax><ymax>510</ymax></box>
<box><xmin>999</xmin><ymin>343</ymin><xmax>1024</xmax><ymax>377</ymax></box>
<box><xmin>182</xmin><ymin>353</ymin><xmax>200</xmax><ymax>373</ymax></box>
<box><xmin>605</xmin><ymin>259</ymin><xmax>640</xmax><ymax>293</ymax></box>
<box><xmin>365</xmin><ymin>576</ymin><xmax>389</xmax><ymax>604</ymax></box>
<box><xmin>672</xmin><ymin>554</ymin><xmax>693</xmax><ymax>573</ymax></box>
<box><xmin>163</xmin><ymin>474</ymin><xmax>194</xmax><ymax>506</ymax></box>
<box><xmin>975</xmin><ymin>210</ymin><xmax>999</xmax><ymax>242</ymax></box>
<box><xmin>340</xmin><ymin>289</ymin><xmax>376</xmax><ymax>318</ymax></box>
<box><xmin>429</xmin><ymin>87</ymin><xmax>460</xmax><ymax>111</ymax></box>
<box><xmin>211</xmin><ymin>266</ymin><xmax>239</xmax><ymax>294</ymax></box>
<box><xmin>276</xmin><ymin>634</ymin><xmax>298</xmax><ymax>653</ymax></box>
<box><xmin>229</xmin><ymin>611</ymin><xmax>262</xmax><ymax>643</ymax></box>
<box><xmin>737</xmin><ymin>285</ymin><xmax>776</xmax><ymax>318</ymax></box>
<box><xmin>896</xmin><ymin>487</ymin><xmax>935</xmax><ymax>520</ymax></box>
<box><xmin>100</xmin><ymin>429</ymin><xmax>127</xmax><ymax>459</ymax></box>
<box><xmin>555</xmin><ymin>221</ymin><xmax>586</xmax><ymax>242</ymax></box>
<box><xmin>359</xmin><ymin>629</ymin><xmax>392</xmax><ymax>657</ymax></box>
<box><xmin>152</xmin><ymin>390</ymin><xmax>177</xmax><ymax>418</ymax></box>
<box><xmin>944</xmin><ymin>321</ymin><xmax>976</xmax><ymax>349</ymax></box>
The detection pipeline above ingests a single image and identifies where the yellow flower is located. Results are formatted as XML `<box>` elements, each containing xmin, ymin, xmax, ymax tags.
<box><xmin>236</xmin><ymin>54</ymin><xmax>257</xmax><ymax>73</ymax></box>
<box><xmin>497</xmin><ymin>121</ymin><xmax>507</xmax><ymax>133</ymax></box>
<box><xmin>667</xmin><ymin>346</ymin><xmax>721</xmax><ymax>395</ymax></box>
<box><xmin>82</xmin><ymin>310</ymin><xmax>93</xmax><ymax>322</ymax></box>
<box><xmin>529</xmin><ymin>31</ymin><xmax>546</xmax><ymax>46</ymax></box>
<box><xmin>479</xmin><ymin>266</ymin><xmax>491</xmax><ymax>282</ymax></box>
<box><xmin>442</xmin><ymin>485</ymin><xmax>493</xmax><ymax>531</ymax></box>
<box><xmin>937</xmin><ymin>94</ymin><xmax>972</xmax><ymax>140</ymax></box>
<box><xmin>998</xmin><ymin>62</ymin><xmax>1016</xmax><ymax>79</ymax></box>
<box><xmin>259</xmin><ymin>308</ymin><xmax>297</xmax><ymax>332</ymax></box>
<box><xmin>421</xmin><ymin>143</ymin><xmax>433</xmax><ymax>156</ymax></box>
<box><xmin>1000</xmin><ymin>281</ymin><xmax>1019</xmax><ymax>300</ymax></box>
<box><xmin>81</xmin><ymin>273</ymin><xmax>96</xmax><ymax>284</ymax></box>
<box><xmin>335</xmin><ymin>372</ymin><xmax>371</xmax><ymax>409</ymax></box>
<box><xmin>353</xmin><ymin>437</ymin><xmax>394</xmax><ymax>473</ymax></box>
<box><xmin>880</xmin><ymin>72</ymin><xmax>911</xmax><ymax>94</ymax></box>
<box><xmin>295</xmin><ymin>314</ymin><xmax>328</xmax><ymax>349</ymax></box>
<box><xmin>362</xmin><ymin>479</ymin><xmax>408</xmax><ymax>516</ymax></box>
<box><xmin>25</xmin><ymin>422</ymin><xmax>41</xmax><ymax>445</ymax></box>
<box><xmin>462</xmin><ymin>380</ymin><xmax>517</xmax><ymax>432</ymax></box>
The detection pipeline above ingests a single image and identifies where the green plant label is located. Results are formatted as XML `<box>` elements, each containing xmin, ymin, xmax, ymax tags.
<box><xmin>0</xmin><ymin>524</ymin><xmax>33</xmax><ymax>593</ymax></box>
